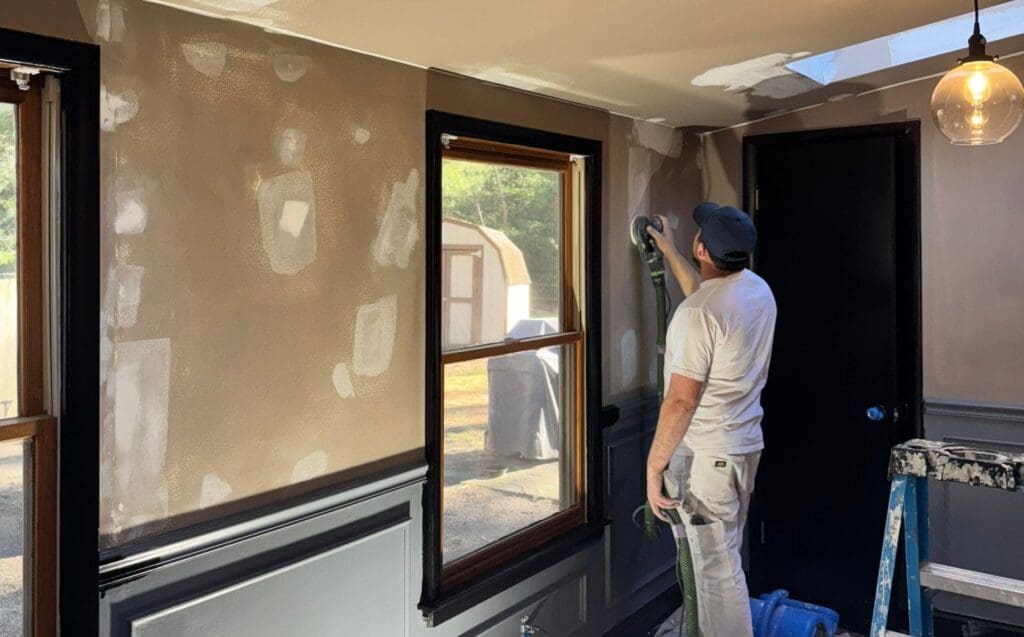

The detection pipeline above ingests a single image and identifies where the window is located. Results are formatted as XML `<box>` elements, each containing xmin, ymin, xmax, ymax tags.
<box><xmin>0</xmin><ymin>74</ymin><xmax>56</xmax><ymax>637</ymax></box>
<box><xmin>424</xmin><ymin>113</ymin><xmax>602</xmax><ymax>614</ymax></box>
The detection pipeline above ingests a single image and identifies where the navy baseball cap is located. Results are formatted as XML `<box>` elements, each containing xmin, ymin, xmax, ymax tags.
<box><xmin>692</xmin><ymin>202</ymin><xmax>757</xmax><ymax>264</ymax></box>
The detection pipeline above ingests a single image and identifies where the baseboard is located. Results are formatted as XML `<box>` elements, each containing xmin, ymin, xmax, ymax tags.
<box><xmin>602</xmin><ymin>584</ymin><xmax>680</xmax><ymax>637</ymax></box>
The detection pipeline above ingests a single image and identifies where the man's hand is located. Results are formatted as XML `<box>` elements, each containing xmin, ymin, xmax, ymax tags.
<box><xmin>645</xmin><ymin>214</ymin><xmax>679</xmax><ymax>259</ymax></box>
<box><xmin>646</xmin><ymin>470</ymin><xmax>678</xmax><ymax>523</ymax></box>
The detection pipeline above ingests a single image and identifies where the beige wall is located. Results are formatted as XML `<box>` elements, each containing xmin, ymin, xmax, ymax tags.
<box><xmin>703</xmin><ymin>56</ymin><xmax>1024</xmax><ymax>406</ymax></box>
<box><xmin>2</xmin><ymin>2</ymin><xmax>688</xmax><ymax>545</ymax></box>
<box><xmin>79</xmin><ymin>0</ymin><xmax>428</xmax><ymax>545</ymax></box>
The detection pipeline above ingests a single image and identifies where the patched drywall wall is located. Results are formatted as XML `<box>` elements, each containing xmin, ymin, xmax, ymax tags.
<box><xmin>703</xmin><ymin>55</ymin><xmax>1024</xmax><ymax>406</ymax></box>
<box><xmin>7</xmin><ymin>0</ymin><xmax>692</xmax><ymax>546</ymax></box>
<box><xmin>79</xmin><ymin>0</ymin><xmax>426</xmax><ymax>545</ymax></box>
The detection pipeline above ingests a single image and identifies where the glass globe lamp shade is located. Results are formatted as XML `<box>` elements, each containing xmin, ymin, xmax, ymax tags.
<box><xmin>931</xmin><ymin>60</ymin><xmax>1024</xmax><ymax>145</ymax></box>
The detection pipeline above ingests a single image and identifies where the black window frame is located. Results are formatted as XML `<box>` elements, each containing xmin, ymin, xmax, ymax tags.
<box><xmin>421</xmin><ymin>111</ymin><xmax>604</xmax><ymax>625</ymax></box>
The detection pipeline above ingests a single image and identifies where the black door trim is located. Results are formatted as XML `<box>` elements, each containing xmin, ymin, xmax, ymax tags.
<box><xmin>742</xmin><ymin>121</ymin><xmax>923</xmax><ymax>436</ymax></box>
<box><xmin>0</xmin><ymin>27</ymin><xmax>101</xmax><ymax>635</ymax></box>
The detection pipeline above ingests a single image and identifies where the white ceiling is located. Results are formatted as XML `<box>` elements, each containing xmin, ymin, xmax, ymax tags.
<box><xmin>149</xmin><ymin>0</ymin><xmax>1024</xmax><ymax>127</ymax></box>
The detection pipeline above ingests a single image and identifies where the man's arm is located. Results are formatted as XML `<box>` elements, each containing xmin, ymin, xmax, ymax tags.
<box><xmin>646</xmin><ymin>214</ymin><xmax>701</xmax><ymax>297</ymax></box>
<box><xmin>646</xmin><ymin>373</ymin><xmax>704</xmax><ymax>520</ymax></box>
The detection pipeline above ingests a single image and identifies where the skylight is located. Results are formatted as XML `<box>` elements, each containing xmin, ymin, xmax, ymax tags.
<box><xmin>787</xmin><ymin>0</ymin><xmax>1024</xmax><ymax>86</ymax></box>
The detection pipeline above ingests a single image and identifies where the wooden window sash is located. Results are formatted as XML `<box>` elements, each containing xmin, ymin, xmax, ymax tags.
<box><xmin>1</xmin><ymin>76</ymin><xmax>54</xmax><ymax>637</ymax></box>
<box><xmin>0</xmin><ymin>415</ymin><xmax>57</xmax><ymax>637</ymax></box>
<box><xmin>437</xmin><ymin>136</ymin><xmax>584</xmax><ymax>589</ymax></box>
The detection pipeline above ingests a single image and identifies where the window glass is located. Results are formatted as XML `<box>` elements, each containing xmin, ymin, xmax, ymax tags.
<box><xmin>0</xmin><ymin>103</ymin><xmax>17</xmax><ymax>419</ymax></box>
<box><xmin>442</xmin><ymin>346</ymin><xmax>576</xmax><ymax>564</ymax></box>
<box><xmin>441</xmin><ymin>158</ymin><xmax>563</xmax><ymax>351</ymax></box>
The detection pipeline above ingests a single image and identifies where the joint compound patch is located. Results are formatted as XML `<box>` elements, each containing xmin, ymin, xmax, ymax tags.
<box><xmin>631</xmin><ymin>120</ymin><xmax>683</xmax><ymax>158</ymax></box>
<box><xmin>353</xmin><ymin>295</ymin><xmax>397</xmax><ymax>377</ymax></box>
<box><xmin>95</xmin><ymin>0</ymin><xmax>126</xmax><ymax>43</ymax></box>
<box><xmin>291</xmin><ymin>451</ymin><xmax>327</xmax><ymax>484</ymax></box>
<box><xmin>105</xmin><ymin>263</ymin><xmax>145</xmax><ymax>328</ymax></box>
<box><xmin>371</xmin><ymin>169</ymin><xmax>420</xmax><ymax>268</ymax></box>
<box><xmin>110</xmin><ymin>338</ymin><xmax>171</xmax><ymax>529</ymax></box>
<box><xmin>628</xmin><ymin>147</ymin><xmax>653</xmax><ymax>219</ymax></box>
<box><xmin>271</xmin><ymin>51</ymin><xmax>310</xmax><ymax>82</ymax></box>
<box><xmin>621</xmin><ymin>329</ymin><xmax>638</xmax><ymax>387</ymax></box>
<box><xmin>181</xmin><ymin>41</ymin><xmax>227</xmax><ymax>79</ymax></box>
<box><xmin>352</xmin><ymin>127</ymin><xmax>371</xmax><ymax>145</ymax></box>
<box><xmin>692</xmin><ymin>52</ymin><xmax>812</xmax><ymax>96</ymax></box>
<box><xmin>275</xmin><ymin>128</ymin><xmax>307</xmax><ymax>168</ymax></box>
<box><xmin>114</xmin><ymin>190</ymin><xmax>147</xmax><ymax>235</ymax></box>
<box><xmin>100</xmin><ymin>84</ymin><xmax>139</xmax><ymax>132</ymax></box>
<box><xmin>199</xmin><ymin>473</ymin><xmax>233</xmax><ymax>509</ymax></box>
<box><xmin>256</xmin><ymin>170</ymin><xmax>317</xmax><ymax>274</ymax></box>
<box><xmin>332</xmin><ymin>362</ymin><xmax>354</xmax><ymax>399</ymax></box>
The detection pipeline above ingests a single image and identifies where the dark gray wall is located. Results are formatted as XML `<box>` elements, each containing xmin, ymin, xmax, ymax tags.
<box><xmin>924</xmin><ymin>400</ymin><xmax>1024</xmax><ymax>627</ymax></box>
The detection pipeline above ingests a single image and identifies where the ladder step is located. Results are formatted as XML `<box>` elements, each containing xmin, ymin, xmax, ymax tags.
<box><xmin>920</xmin><ymin>562</ymin><xmax>1024</xmax><ymax>608</ymax></box>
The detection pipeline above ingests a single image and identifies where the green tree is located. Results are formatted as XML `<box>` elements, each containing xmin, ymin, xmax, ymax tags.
<box><xmin>0</xmin><ymin>104</ymin><xmax>16</xmax><ymax>274</ymax></box>
<box><xmin>442</xmin><ymin>159</ymin><xmax>561</xmax><ymax>315</ymax></box>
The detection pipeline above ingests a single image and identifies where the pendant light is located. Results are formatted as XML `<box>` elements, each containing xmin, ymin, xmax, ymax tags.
<box><xmin>931</xmin><ymin>0</ymin><xmax>1024</xmax><ymax>145</ymax></box>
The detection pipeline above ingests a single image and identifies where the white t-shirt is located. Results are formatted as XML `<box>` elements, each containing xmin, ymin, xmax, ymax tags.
<box><xmin>663</xmin><ymin>268</ymin><xmax>777</xmax><ymax>454</ymax></box>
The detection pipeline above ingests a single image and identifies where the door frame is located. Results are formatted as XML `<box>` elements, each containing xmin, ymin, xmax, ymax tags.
<box><xmin>0</xmin><ymin>27</ymin><xmax>101</xmax><ymax>635</ymax></box>
<box><xmin>741</xmin><ymin>121</ymin><xmax>923</xmax><ymax>590</ymax></box>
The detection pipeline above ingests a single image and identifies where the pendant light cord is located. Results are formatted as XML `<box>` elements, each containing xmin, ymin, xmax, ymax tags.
<box><xmin>974</xmin><ymin>0</ymin><xmax>981</xmax><ymax>35</ymax></box>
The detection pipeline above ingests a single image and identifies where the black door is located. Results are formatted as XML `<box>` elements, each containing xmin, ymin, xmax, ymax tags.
<box><xmin>744</xmin><ymin>123</ymin><xmax>921</xmax><ymax>633</ymax></box>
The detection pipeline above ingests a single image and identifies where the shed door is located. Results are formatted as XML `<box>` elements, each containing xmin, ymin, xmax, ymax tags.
<box><xmin>442</xmin><ymin>246</ymin><xmax>483</xmax><ymax>349</ymax></box>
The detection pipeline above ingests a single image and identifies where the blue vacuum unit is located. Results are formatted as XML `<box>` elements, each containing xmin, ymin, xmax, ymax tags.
<box><xmin>750</xmin><ymin>590</ymin><xmax>840</xmax><ymax>637</ymax></box>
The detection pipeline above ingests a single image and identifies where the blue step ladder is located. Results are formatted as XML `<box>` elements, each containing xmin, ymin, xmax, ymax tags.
<box><xmin>870</xmin><ymin>439</ymin><xmax>1024</xmax><ymax>637</ymax></box>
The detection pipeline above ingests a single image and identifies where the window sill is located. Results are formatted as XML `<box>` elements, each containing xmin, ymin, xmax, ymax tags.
<box><xmin>419</xmin><ymin>521</ymin><xmax>607</xmax><ymax>627</ymax></box>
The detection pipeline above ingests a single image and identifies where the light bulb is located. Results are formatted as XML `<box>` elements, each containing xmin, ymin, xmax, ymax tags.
<box><xmin>965</xmin><ymin>70</ymin><xmax>992</xmax><ymax>104</ymax></box>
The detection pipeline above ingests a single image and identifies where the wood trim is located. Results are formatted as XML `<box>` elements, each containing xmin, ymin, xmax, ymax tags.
<box><xmin>441</xmin><ymin>504</ymin><xmax>585</xmax><ymax>590</ymax></box>
<box><xmin>16</xmin><ymin>80</ymin><xmax>45</xmax><ymax>417</ymax></box>
<box><xmin>440</xmin><ymin>331</ymin><xmax>581</xmax><ymax>364</ymax></box>
<box><xmin>444</xmin><ymin>136</ymin><xmax>573</xmax><ymax>172</ymax></box>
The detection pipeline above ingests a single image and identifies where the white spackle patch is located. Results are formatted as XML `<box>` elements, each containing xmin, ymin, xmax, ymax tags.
<box><xmin>371</xmin><ymin>169</ymin><xmax>420</xmax><ymax>268</ymax></box>
<box><xmin>628</xmin><ymin>146</ymin><xmax>653</xmax><ymax>219</ymax></box>
<box><xmin>95</xmin><ymin>0</ymin><xmax>126</xmax><ymax>43</ymax></box>
<box><xmin>181</xmin><ymin>41</ymin><xmax>227</xmax><ymax>79</ymax></box>
<box><xmin>194</xmin><ymin>0</ymin><xmax>279</xmax><ymax>11</ymax></box>
<box><xmin>271</xmin><ymin>51</ymin><xmax>311</xmax><ymax>82</ymax></box>
<box><xmin>111</xmin><ymin>338</ymin><xmax>171</xmax><ymax>530</ymax></box>
<box><xmin>353</xmin><ymin>295</ymin><xmax>397</xmax><ymax>377</ymax></box>
<box><xmin>109</xmin><ymin>263</ymin><xmax>145</xmax><ymax>328</ymax></box>
<box><xmin>275</xmin><ymin>128</ymin><xmax>307</xmax><ymax>168</ymax></box>
<box><xmin>114</xmin><ymin>190</ymin><xmax>147</xmax><ymax>235</ymax></box>
<box><xmin>352</xmin><ymin>127</ymin><xmax>371</xmax><ymax>145</ymax></box>
<box><xmin>631</xmin><ymin>120</ymin><xmax>683</xmax><ymax>158</ymax></box>
<box><xmin>256</xmin><ymin>170</ymin><xmax>317</xmax><ymax>274</ymax></box>
<box><xmin>692</xmin><ymin>52</ymin><xmax>811</xmax><ymax>93</ymax></box>
<box><xmin>331</xmin><ymin>362</ymin><xmax>354</xmax><ymax>399</ymax></box>
<box><xmin>199</xmin><ymin>473</ymin><xmax>233</xmax><ymax>509</ymax></box>
<box><xmin>100</xmin><ymin>84</ymin><xmax>139</xmax><ymax>132</ymax></box>
<box><xmin>291</xmin><ymin>451</ymin><xmax>327</xmax><ymax>484</ymax></box>
<box><xmin>621</xmin><ymin>330</ymin><xmax>638</xmax><ymax>387</ymax></box>
<box><xmin>278</xmin><ymin>200</ymin><xmax>309</xmax><ymax>238</ymax></box>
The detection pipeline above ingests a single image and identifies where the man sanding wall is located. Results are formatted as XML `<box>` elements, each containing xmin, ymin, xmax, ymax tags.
<box><xmin>645</xmin><ymin>202</ymin><xmax>777</xmax><ymax>636</ymax></box>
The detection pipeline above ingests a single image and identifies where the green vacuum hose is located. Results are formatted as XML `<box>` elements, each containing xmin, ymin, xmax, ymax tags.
<box><xmin>631</xmin><ymin>214</ymin><xmax>698</xmax><ymax>636</ymax></box>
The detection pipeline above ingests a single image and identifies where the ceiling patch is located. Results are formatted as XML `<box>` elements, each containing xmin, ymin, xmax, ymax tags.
<box><xmin>692</xmin><ymin>52</ymin><xmax>815</xmax><ymax>97</ymax></box>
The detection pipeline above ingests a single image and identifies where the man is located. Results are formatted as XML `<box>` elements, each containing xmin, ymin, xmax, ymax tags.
<box><xmin>645</xmin><ymin>202</ymin><xmax>777</xmax><ymax>636</ymax></box>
